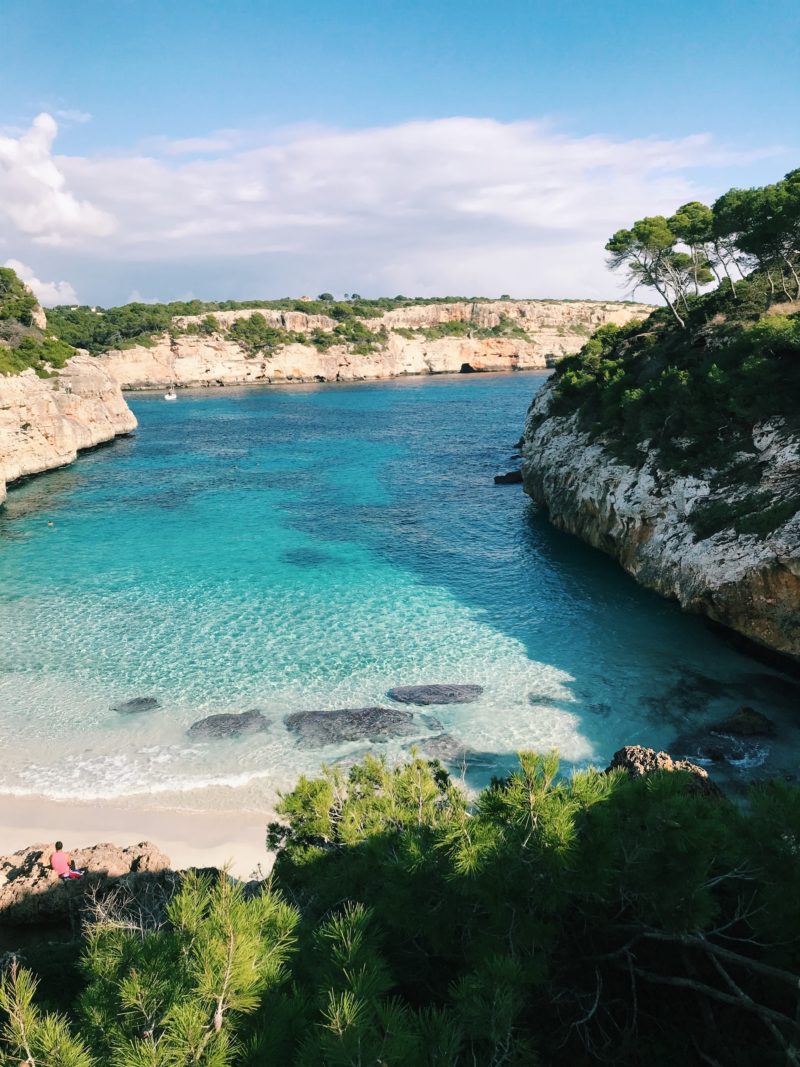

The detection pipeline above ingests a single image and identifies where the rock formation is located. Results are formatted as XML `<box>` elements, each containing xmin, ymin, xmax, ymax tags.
<box><xmin>0</xmin><ymin>353</ymin><xmax>137</xmax><ymax>504</ymax></box>
<box><xmin>98</xmin><ymin>300</ymin><xmax>651</xmax><ymax>390</ymax></box>
<box><xmin>520</xmin><ymin>380</ymin><xmax>800</xmax><ymax>663</ymax></box>
<box><xmin>0</xmin><ymin>841</ymin><xmax>172</xmax><ymax>925</ymax></box>
<box><xmin>606</xmin><ymin>745</ymin><xmax>722</xmax><ymax>797</ymax></box>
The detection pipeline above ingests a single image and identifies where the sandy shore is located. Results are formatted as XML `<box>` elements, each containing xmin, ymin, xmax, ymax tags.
<box><xmin>0</xmin><ymin>794</ymin><xmax>276</xmax><ymax>880</ymax></box>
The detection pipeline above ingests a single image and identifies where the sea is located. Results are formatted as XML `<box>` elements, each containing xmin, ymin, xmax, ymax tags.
<box><xmin>0</xmin><ymin>371</ymin><xmax>797</xmax><ymax>809</ymax></box>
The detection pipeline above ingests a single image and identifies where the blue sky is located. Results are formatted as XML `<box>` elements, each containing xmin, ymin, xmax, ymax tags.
<box><xmin>1</xmin><ymin>0</ymin><xmax>797</xmax><ymax>305</ymax></box>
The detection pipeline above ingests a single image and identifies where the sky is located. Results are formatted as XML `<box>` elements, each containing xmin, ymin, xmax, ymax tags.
<box><xmin>1</xmin><ymin>0</ymin><xmax>798</xmax><ymax>306</ymax></box>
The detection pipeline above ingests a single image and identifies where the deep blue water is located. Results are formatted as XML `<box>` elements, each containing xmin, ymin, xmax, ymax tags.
<box><xmin>0</xmin><ymin>372</ymin><xmax>796</xmax><ymax>804</ymax></box>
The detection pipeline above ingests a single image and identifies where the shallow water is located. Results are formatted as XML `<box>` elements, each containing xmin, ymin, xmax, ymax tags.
<box><xmin>0</xmin><ymin>372</ymin><xmax>797</xmax><ymax>806</ymax></box>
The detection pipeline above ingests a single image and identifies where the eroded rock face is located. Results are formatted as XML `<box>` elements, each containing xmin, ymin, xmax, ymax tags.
<box><xmin>188</xmin><ymin>709</ymin><xmax>268</xmax><ymax>739</ymax></box>
<box><xmin>113</xmin><ymin>696</ymin><xmax>161</xmax><ymax>715</ymax></box>
<box><xmin>521</xmin><ymin>381</ymin><xmax>800</xmax><ymax>663</ymax></box>
<box><xmin>0</xmin><ymin>353</ymin><xmax>137</xmax><ymax>503</ymax></box>
<box><xmin>606</xmin><ymin>745</ymin><xmax>722</xmax><ymax>797</ymax></box>
<box><xmin>0</xmin><ymin>841</ymin><xmax>172</xmax><ymax>925</ymax></box>
<box><xmin>98</xmin><ymin>301</ymin><xmax>652</xmax><ymax>390</ymax></box>
<box><xmin>387</xmin><ymin>684</ymin><xmax>484</xmax><ymax>706</ymax></box>
<box><xmin>285</xmin><ymin>706</ymin><xmax>415</xmax><ymax>746</ymax></box>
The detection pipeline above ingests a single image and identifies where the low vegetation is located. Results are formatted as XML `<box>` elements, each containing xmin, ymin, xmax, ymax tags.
<box><xmin>2</xmin><ymin>752</ymin><xmax>800</xmax><ymax>1065</ymax></box>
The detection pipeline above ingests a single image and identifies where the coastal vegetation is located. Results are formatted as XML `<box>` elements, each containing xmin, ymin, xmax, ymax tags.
<box><xmin>2</xmin><ymin>752</ymin><xmax>800</xmax><ymax>1065</ymax></box>
<box><xmin>543</xmin><ymin>169</ymin><xmax>800</xmax><ymax>509</ymax></box>
<box><xmin>0</xmin><ymin>267</ymin><xmax>75</xmax><ymax>376</ymax></box>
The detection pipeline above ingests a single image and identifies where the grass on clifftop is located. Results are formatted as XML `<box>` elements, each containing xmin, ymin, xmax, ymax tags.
<box><xmin>545</xmin><ymin>272</ymin><xmax>800</xmax><ymax>478</ymax></box>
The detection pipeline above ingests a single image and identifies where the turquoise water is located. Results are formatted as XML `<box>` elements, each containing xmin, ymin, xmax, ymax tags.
<box><xmin>0</xmin><ymin>372</ymin><xmax>797</xmax><ymax>805</ymax></box>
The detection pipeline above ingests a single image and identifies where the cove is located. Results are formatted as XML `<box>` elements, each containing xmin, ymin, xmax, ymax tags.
<box><xmin>0</xmin><ymin>371</ymin><xmax>796</xmax><ymax>806</ymax></box>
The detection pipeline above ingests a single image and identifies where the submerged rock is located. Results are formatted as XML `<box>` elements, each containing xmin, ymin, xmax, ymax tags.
<box><xmin>285</xmin><ymin>707</ymin><xmax>415</xmax><ymax>746</ymax></box>
<box><xmin>0</xmin><ymin>841</ymin><xmax>172</xmax><ymax>926</ymax></box>
<box><xmin>606</xmin><ymin>745</ymin><xmax>722</xmax><ymax>798</ymax></box>
<box><xmin>387</xmin><ymin>684</ymin><xmax>484</xmax><ymax>706</ymax></box>
<box><xmin>188</xmin><ymin>709</ymin><xmax>268</xmax><ymax>739</ymax></box>
<box><xmin>113</xmin><ymin>696</ymin><xmax>161</xmax><ymax>715</ymax></box>
<box><xmin>710</xmin><ymin>705</ymin><xmax>776</xmax><ymax>737</ymax></box>
<box><xmin>406</xmin><ymin>733</ymin><xmax>496</xmax><ymax>768</ymax></box>
<box><xmin>494</xmin><ymin>470</ymin><xmax>523</xmax><ymax>485</ymax></box>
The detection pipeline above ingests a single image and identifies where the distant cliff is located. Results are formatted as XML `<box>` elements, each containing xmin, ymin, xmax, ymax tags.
<box><xmin>98</xmin><ymin>300</ymin><xmax>651</xmax><ymax>388</ymax></box>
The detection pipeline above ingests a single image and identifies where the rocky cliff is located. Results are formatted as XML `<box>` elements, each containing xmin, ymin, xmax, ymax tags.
<box><xmin>521</xmin><ymin>379</ymin><xmax>800</xmax><ymax>663</ymax></box>
<box><xmin>101</xmin><ymin>300</ymin><xmax>651</xmax><ymax>389</ymax></box>
<box><xmin>0</xmin><ymin>353</ymin><xmax>138</xmax><ymax>503</ymax></box>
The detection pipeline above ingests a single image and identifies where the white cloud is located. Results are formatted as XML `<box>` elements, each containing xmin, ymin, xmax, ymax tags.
<box><xmin>0</xmin><ymin>112</ymin><xmax>779</xmax><ymax>301</ymax></box>
<box><xmin>4</xmin><ymin>258</ymin><xmax>78</xmax><ymax>306</ymax></box>
<box><xmin>54</xmin><ymin>108</ymin><xmax>92</xmax><ymax>125</ymax></box>
<box><xmin>0</xmin><ymin>113</ymin><xmax>114</xmax><ymax>245</ymax></box>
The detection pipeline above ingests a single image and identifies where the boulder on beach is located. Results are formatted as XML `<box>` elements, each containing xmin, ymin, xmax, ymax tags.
<box><xmin>387</xmin><ymin>684</ymin><xmax>483</xmax><ymax>706</ymax></box>
<box><xmin>188</xmin><ymin>709</ymin><xmax>268</xmax><ymax>739</ymax></box>
<box><xmin>113</xmin><ymin>696</ymin><xmax>161</xmax><ymax>715</ymax></box>
<box><xmin>494</xmin><ymin>470</ymin><xmax>523</xmax><ymax>485</ymax></box>
<box><xmin>0</xmin><ymin>841</ymin><xmax>172</xmax><ymax>926</ymax></box>
<box><xmin>606</xmin><ymin>745</ymin><xmax>722</xmax><ymax>798</ymax></box>
<box><xmin>285</xmin><ymin>706</ymin><xmax>415</xmax><ymax>746</ymax></box>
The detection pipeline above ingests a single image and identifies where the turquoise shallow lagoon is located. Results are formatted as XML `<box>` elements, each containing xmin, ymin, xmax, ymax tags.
<box><xmin>0</xmin><ymin>372</ymin><xmax>797</xmax><ymax>805</ymax></box>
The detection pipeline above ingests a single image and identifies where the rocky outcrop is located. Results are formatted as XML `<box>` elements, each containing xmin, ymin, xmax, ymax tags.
<box><xmin>100</xmin><ymin>301</ymin><xmax>652</xmax><ymax>390</ymax></box>
<box><xmin>521</xmin><ymin>380</ymin><xmax>800</xmax><ymax>663</ymax></box>
<box><xmin>606</xmin><ymin>745</ymin><xmax>722</xmax><ymax>797</ymax></box>
<box><xmin>0</xmin><ymin>841</ymin><xmax>172</xmax><ymax>925</ymax></box>
<box><xmin>0</xmin><ymin>353</ymin><xmax>138</xmax><ymax>504</ymax></box>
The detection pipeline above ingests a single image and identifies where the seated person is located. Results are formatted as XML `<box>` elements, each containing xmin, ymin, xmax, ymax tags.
<box><xmin>50</xmin><ymin>841</ymin><xmax>83</xmax><ymax>879</ymax></box>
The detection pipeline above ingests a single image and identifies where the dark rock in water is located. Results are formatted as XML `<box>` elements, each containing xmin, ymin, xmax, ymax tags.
<box><xmin>188</xmin><ymin>709</ymin><xmax>268</xmax><ymax>739</ymax></box>
<box><xmin>285</xmin><ymin>707</ymin><xmax>415</xmax><ymax>746</ymax></box>
<box><xmin>513</xmin><ymin>437</ymin><xmax>525</xmax><ymax>450</ymax></box>
<box><xmin>113</xmin><ymin>696</ymin><xmax>161</xmax><ymax>715</ymax></box>
<box><xmin>494</xmin><ymin>470</ymin><xmax>523</xmax><ymax>485</ymax></box>
<box><xmin>388</xmin><ymin>684</ymin><xmax>483</xmax><ymax>706</ymax></box>
<box><xmin>419</xmin><ymin>713</ymin><xmax>444</xmax><ymax>731</ymax></box>
<box><xmin>606</xmin><ymin>745</ymin><xmax>722</xmax><ymax>798</ymax></box>
<box><xmin>710</xmin><ymin>705</ymin><xmax>776</xmax><ymax>737</ymax></box>
<box><xmin>407</xmin><ymin>733</ymin><xmax>496</xmax><ymax>768</ymax></box>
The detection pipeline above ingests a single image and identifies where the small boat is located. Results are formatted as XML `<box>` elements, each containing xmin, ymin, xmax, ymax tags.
<box><xmin>164</xmin><ymin>384</ymin><xmax>177</xmax><ymax>400</ymax></box>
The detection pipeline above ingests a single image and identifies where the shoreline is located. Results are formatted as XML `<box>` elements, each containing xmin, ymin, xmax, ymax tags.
<box><xmin>0</xmin><ymin>793</ymin><xmax>276</xmax><ymax>881</ymax></box>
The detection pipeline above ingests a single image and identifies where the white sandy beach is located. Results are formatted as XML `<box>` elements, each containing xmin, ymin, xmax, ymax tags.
<box><xmin>0</xmin><ymin>793</ymin><xmax>276</xmax><ymax>880</ymax></box>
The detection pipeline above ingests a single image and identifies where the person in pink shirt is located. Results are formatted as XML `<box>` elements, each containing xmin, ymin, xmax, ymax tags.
<box><xmin>50</xmin><ymin>841</ymin><xmax>82</xmax><ymax>879</ymax></box>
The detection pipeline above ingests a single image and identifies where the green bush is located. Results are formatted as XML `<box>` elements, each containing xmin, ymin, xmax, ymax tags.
<box><xmin>3</xmin><ymin>752</ymin><xmax>800</xmax><ymax>1065</ymax></box>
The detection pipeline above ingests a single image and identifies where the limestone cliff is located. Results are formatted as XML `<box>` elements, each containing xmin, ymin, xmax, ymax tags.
<box><xmin>521</xmin><ymin>379</ymin><xmax>800</xmax><ymax>663</ymax></box>
<box><xmin>101</xmin><ymin>300</ymin><xmax>651</xmax><ymax>389</ymax></box>
<box><xmin>0</xmin><ymin>353</ymin><xmax>138</xmax><ymax>503</ymax></box>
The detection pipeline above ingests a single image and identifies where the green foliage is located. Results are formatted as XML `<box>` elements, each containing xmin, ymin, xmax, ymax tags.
<box><xmin>3</xmin><ymin>753</ymin><xmax>800</xmax><ymax>1064</ymax></box>
<box><xmin>550</xmin><ymin>276</ymin><xmax>800</xmax><ymax>476</ymax></box>
<box><xmin>226</xmin><ymin>314</ymin><xmax>302</xmax><ymax>357</ymax></box>
<box><xmin>0</xmin><ymin>267</ymin><xmax>39</xmax><ymax>326</ymax></box>
<box><xmin>0</xmin><ymin>265</ymin><xmax>79</xmax><ymax>376</ymax></box>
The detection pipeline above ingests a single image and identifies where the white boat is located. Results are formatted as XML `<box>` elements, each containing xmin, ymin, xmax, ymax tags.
<box><xmin>164</xmin><ymin>384</ymin><xmax>177</xmax><ymax>400</ymax></box>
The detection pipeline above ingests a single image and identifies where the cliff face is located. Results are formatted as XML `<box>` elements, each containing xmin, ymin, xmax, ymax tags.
<box><xmin>0</xmin><ymin>353</ymin><xmax>137</xmax><ymax>503</ymax></box>
<box><xmin>102</xmin><ymin>300</ymin><xmax>652</xmax><ymax>389</ymax></box>
<box><xmin>521</xmin><ymin>381</ymin><xmax>800</xmax><ymax>662</ymax></box>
